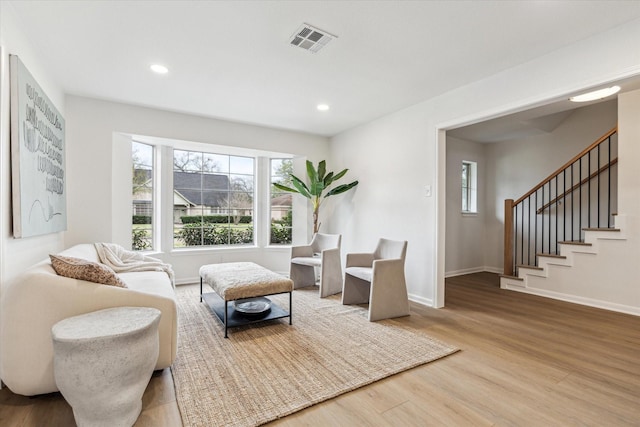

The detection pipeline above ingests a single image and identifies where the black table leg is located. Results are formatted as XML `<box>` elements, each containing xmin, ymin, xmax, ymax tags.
<box><xmin>224</xmin><ymin>301</ymin><xmax>228</xmax><ymax>338</ymax></box>
<box><xmin>289</xmin><ymin>291</ymin><xmax>292</xmax><ymax>325</ymax></box>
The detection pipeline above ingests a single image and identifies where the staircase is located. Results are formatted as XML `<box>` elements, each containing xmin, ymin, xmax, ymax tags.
<box><xmin>500</xmin><ymin>127</ymin><xmax>622</xmax><ymax>293</ymax></box>
<box><xmin>500</xmin><ymin>224</ymin><xmax>626</xmax><ymax>292</ymax></box>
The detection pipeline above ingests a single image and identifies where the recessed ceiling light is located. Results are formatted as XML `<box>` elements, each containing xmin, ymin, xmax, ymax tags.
<box><xmin>150</xmin><ymin>64</ymin><xmax>169</xmax><ymax>74</ymax></box>
<box><xmin>569</xmin><ymin>86</ymin><xmax>620</xmax><ymax>103</ymax></box>
<box><xmin>317</xmin><ymin>104</ymin><xmax>330</xmax><ymax>111</ymax></box>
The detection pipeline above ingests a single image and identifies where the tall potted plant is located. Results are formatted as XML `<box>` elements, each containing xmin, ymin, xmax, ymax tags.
<box><xmin>273</xmin><ymin>160</ymin><xmax>358</xmax><ymax>234</ymax></box>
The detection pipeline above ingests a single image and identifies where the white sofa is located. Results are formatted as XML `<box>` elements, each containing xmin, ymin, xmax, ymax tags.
<box><xmin>0</xmin><ymin>244</ymin><xmax>177</xmax><ymax>396</ymax></box>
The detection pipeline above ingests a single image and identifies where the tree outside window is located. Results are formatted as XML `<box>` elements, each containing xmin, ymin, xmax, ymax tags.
<box><xmin>270</xmin><ymin>159</ymin><xmax>293</xmax><ymax>244</ymax></box>
<box><xmin>132</xmin><ymin>141</ymin><xmax>154</xmax><ymax>250</ymax></box>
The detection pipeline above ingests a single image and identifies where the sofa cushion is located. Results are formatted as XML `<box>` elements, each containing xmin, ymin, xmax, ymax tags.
<box><xmin>49</xmin><ymin>255</ymin><xmax>127</xmax><ymax>288</ymax></box>
<box><xmin>118</xmin><ymin>271</ymin><xmax>174</xmax><ymax>298</ymax></box>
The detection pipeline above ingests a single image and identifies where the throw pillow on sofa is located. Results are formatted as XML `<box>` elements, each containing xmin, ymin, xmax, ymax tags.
<box><xmin>49</xmin><ymin>255</ymin><xmax>128</xmax><ymax>288</ymax></box>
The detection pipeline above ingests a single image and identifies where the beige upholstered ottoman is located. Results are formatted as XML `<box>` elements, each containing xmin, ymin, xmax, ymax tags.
<box><xmin>199</xmin><ymin>262</ymin><xmax>293</xmax><ymax>337</ymax></box>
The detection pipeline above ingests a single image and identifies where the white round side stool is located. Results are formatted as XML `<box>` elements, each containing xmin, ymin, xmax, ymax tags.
<box><xmin>51</xmin><ymin>307</ymin><xmax>161</xmax><ymax>427</ymax></box>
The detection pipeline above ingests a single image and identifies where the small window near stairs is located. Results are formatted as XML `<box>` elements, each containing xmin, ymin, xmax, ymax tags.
<box><xmin>462</xmin><ymin>160</ymin><xmax>477</xmax><ymax>214</ymax></box>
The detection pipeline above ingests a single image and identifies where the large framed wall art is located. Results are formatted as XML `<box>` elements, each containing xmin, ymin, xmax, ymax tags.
<box><xmin>10</xmin><ymin>55</ymin><xmax>67</xmax><ymax>238</ymax></box>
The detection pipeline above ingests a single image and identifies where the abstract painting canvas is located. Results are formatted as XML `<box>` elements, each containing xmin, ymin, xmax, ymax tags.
<box><xmin>10</xmin><ymin>55</ymin><xmax>66</xmax><ymax>238</ymax></box>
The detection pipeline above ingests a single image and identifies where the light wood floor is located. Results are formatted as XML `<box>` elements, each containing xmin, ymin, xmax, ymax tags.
<box><xmin>1</xmin><ymin>272</ymin><xmax>638</xmax><ymax>426</ymax></box>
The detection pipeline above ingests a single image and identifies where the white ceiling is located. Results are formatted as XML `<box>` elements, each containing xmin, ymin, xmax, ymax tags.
<box><xmin>6</xmin><ymin>1</ymin><xmax>640</xmax><ymax>137</ymax></box>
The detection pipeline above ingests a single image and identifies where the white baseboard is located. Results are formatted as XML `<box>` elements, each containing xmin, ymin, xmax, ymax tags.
<box><xmin>503</xmin><ymin>285</ymin><xmax>640</xmax><ymax>317</ymax></box>
<box><xmin>408</xmin><ymin>293</ymin><xmax>433</xmax><ymax>308</ymax></box>
<box><xmin>445</xmin><ymin>266</ymin><xmax>501</xmax><ymax>278</ymax></box>
<box><xmin>483</xmin><ymin>266</ymin><xmax>502</xmax><ymax>274</ymax></box>
<box><xmin>176</xmin><ymin>277</ymin><xmax>200</xmax><ymax>286</ymax></box>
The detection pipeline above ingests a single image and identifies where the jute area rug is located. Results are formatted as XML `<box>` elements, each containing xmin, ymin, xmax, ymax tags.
<box><xmin>171</xmin><ymin>284</ymin><xmax>458</xmax><ymax>427</ymax></box>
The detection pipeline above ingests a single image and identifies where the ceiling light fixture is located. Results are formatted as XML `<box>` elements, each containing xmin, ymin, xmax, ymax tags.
<box><xmin>317</xmin><ymin>104</ymin><xmax>330</xmax><ymax>111</ymax></box>
<box><xmin>150</xmin><ymin>64</ymin><xmax>169</xmax><ymax>74</ymax></box>
<box><xmin>569</xmin><ymin>86</ymin><xmax>620</xmax><ymax>103</ymax></box>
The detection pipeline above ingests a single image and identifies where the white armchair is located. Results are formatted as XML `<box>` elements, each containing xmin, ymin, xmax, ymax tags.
<box><xmin>290</xmin><ymin>233</ymin><xmax>342</xmax><ymax>298</ymax></box>
<box><xmin>342</xmin><ymin>238</ymin><xmax>409</xmax><ymax>321</ymax></box>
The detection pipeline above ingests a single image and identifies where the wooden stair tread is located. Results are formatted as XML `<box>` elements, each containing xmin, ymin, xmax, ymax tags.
<box><xmin>536</xmin><ymin>253</ymin><xmax>566</xmax><ymax>259</ymax></box>
<box><xmin>582</xmin><ymin>227</ymin><xmax>620</xmax><ymax>231</ymax></box>
<box><xmin>558</xmin><ymin>241</ymin><xmax>592</xmax><ymax>246</ymax></box>
<box><xmin>499</xmin><ymin>274</ymin><xmax>523</xmax><ymax>281</ymax></box>
<box><xmin>516</xmin><ymin>265</ymin><xmax>543</xmax><ymax>271</ymax></box>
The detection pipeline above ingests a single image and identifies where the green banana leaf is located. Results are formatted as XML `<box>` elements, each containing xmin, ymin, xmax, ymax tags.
<box><xmin>326</xmin><ymin>181</ymin><xmax>359</xmax><ymax>197</ymax></box>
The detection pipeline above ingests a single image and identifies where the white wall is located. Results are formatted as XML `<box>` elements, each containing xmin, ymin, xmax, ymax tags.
<box><xmin>330</xmin><ymin>107</ymin><xmax>439</xmax><ymax>306</ymax></box>
<box><xmin>0</xmin><ymin>2</ymin><xmax>67</xmax><ymax>384</ymax></box>
<box><xmin>64</xmin><ymin>96</ymin><xmax>329</xmax><ymax>283</ymax></box>
<box><xmin>444</xmin><ymin>136</ymin><xmax>487</xmax><ymax>276</ymax></box>
<box><xmin>329</xmin><ymin>18</ymin><xmax>640</xmax><ymax>307</ymax></box>
<box><xmin>617</xmin><ymin>90</ymin><xmax>640</xmax><ymax>216</ymax></box>
<box><xmin>483</xmin><ymin>100</ymin><xmax>617</xmax><ymax>271</ymax></box>
<box><xmin>0</xmin><ymin>2</ymin><xmax>66</xmax><ymax>287</ymax></box>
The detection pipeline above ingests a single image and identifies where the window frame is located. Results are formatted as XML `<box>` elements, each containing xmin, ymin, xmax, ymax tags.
<box><xmin>131</xmin><ymin>141</ymin><xmax>155</xmax><ymax>251</ymax></box>
<box><xmin>171</xmin><ymin>148</ymin><xmax>256</xmax><ymax>249</ymax></box>
<box><xmin>130</xmin><ymin>138</ymin><xmax>301</xmax><ymax>254</ymax></box>
<box><xmin>461</xmin><ymin>160</ymin><xmax>478</xmax><ymax>214</ymax></box>
<box><xmin>269</xmin><ymin>158</ymin><xmax>294</xmax><ymax>245</ymax></box>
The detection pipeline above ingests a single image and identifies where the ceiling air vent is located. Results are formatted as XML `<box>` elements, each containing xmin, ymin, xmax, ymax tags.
<box><xmin>289</xmin><ymin>23</ymin><xmax>336</xmax><ymax>53</ymax></box>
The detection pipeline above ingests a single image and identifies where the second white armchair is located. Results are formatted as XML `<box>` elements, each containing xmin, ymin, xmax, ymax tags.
<box><xmin>290</xmin><ymin>233</ymin><xmax>342</xmax><ymax>298</ymax></box>
<box><xmin>342</xmin><ymin>238</ymin><xmax>409</xmax><ymax>321</ymax></box>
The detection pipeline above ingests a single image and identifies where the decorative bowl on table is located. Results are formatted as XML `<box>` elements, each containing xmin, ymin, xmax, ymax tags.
<box><xmin>233</xmin><ymin>297</ymin><xmax>272</xmax><ymax>314</ymax></box>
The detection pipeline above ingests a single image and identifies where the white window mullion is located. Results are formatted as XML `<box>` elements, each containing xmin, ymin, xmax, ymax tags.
<box><xmin>160</xmin><ymin>145</ymin><xmax>174</xmax><ymax>253</ymax></box>
<box><xmin>256</xmin><ymin>156</ymin><xmax>269</xmax><ymax>248</ymax></box>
